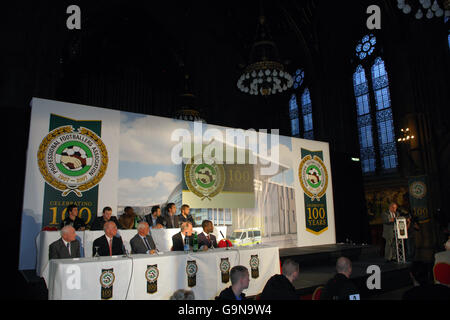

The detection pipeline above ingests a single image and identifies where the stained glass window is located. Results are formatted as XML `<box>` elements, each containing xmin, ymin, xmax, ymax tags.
<box><xmin>293</xmin><ymin>69</ymin><xmax>304</xmax><ymax>89</ymax></box>
<box><xmin>289</xmin><ymin>94</ymin><xmax>300</xmax><ymax>136</ymax></box>
<box><xmin>355</xmin><ymin>34</ymin><xmax>376</xmax><ymax>60</ymax></box>
<box><xmin>371</xmin><ymin>57</ymin><xmax>397</xmax><ymax>170</ymax></box>
<box><xmin>301</xmin><ymin>88</ymin><xmax>314</xmax><ymax>140</ymax></box>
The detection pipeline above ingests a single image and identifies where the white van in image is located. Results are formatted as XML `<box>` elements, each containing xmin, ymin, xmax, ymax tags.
<box><xmin>229</xmin><ymin>228</ymin><xmax>262</xmax><ymax>247</ymax></box>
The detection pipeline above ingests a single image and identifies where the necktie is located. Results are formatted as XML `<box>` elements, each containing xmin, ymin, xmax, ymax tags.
<box><xmin>109</xmin><ymin>238</ymin><xmax>112</xmax><ymax>256</ymax></box>
<box><xmin>67</xmin><ymin>242</ymin><xmax>71</xmax><ymax>256</ymax></box>
<box><xmin>143</xmin><ymin>237</ymin><xmax>151</xmax><ymax>251</ymax></box>
<box><xmin>207</xmin><ymin>234</ymin><xmax>211</xmax><ymax>245</ymax></box>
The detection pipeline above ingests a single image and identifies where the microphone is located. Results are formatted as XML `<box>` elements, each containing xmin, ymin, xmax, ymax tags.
<box><xmin>219</xmin><ymin>230</ymin><xmax>229</xmax><ymax>250</ymax></box>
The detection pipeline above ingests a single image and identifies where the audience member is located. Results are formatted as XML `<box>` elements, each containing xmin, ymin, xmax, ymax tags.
<box><xmin>130</xmin><ymin>222</ymin><xmax>157</xmax><ymax>254</ymax></box>
<box><xmin>260</xmin><ymin>259</ymin><xmax>299</xmax><ymax>300</ymax></box>
<box><xmin>144</xmin><ymin>205</ymin><xmax>164</xmax><ymax>229</ymax></box>
<box><xmin>60</xmin><ymin>204</ymin><xmax>86</xmax><ymax>230</ymax></box>
<box><xmin>170</xmin><ymin>289</ymin><xmax>195</xmax><ymax>300</ymax></box>
<box><xmin>90</xmin><ymin>206</ymin><xmax>120</xmax><ymax>231</ymax></box>
<box><xmin>172</xmin><ymin>221</ymin><xmax>194</xmax><ymax>251</ymax></box>
<box><xmin>216</xmin><ymin>265</ymin><xmax>250</xmax><ymax>300</ymax></box>
<box><xmin>402</xmin><ymin>261</ymin><xmax>450</xmax><ymax>300</ymax></box>
<box><xmin>320</xmin><ymin>257</ymin><xmax>360</xmax><ymax>300</ymax></box>
<box><xmin>118</xmin><ymin>206</ymin><xmax>138</xmax><ymax>229</ymax></box>
<box><xmin>49</xmin><ymin>225</ymin><xmax>81</xmax><ymax>259</ymax></box>
<box><xmin>178</xmin><ymin>204</ymin><xmax>196</xmax><ymax>227</ymax></box>
<box><xmin>92</xmin><ymin>221</ymin><xmax>124</xmax><ymax>256</ymax></box>
<box><xmin>164</xmin><ymin>203</ymin><xmax>181</xmax><ymax>228</ymax></box>
<box><xmin>198</xmin><ymin>220</ymin><xmax>218</xmax><ymax>250</ymax></box>
<box><xmin>434</xmin><ymin>239</ymin><xmax>450</xmax><ymax>265</ymax></box>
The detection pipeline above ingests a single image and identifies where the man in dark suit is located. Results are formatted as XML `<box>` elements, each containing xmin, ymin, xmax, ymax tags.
<box><xmin>90</xmin><ymin>206</ymin><xmax>120</xmax><ymax>231</ymax></box>
<box><xmin>92</xmin><ymin>221</ymin><xmax>124</xmax><ymax>256</ymax></box>
<box><xmin>49</xmin><ymin>226</ymin><xmax>81</xmax><ymax>259</ymax></box>
<box><xmin>60</xmin><ymin>204</ymin><xmax>86</xmax><ymax>231</ymax></box>
<box><xmin>260</xmin><ymin>259</ymin><xmax>299</xmax><ymax>300</ymax></box>
<box><xmin>172</xmin><ymin>222</ymin><xmax>194</xmax><ymax>251</ymax></box>
<box><xmin>144</xmin><ymin>205</ymin><xmax>165</xmax><ymax>229</ymax></box>
<box><xmin>177</xmin><ymin>204</ymin><xmax>196</xmax><ymax>227</ymax></box>
<box><xmin>130</xmin><ymin>222</ymin><xmax>157</xmax><ymax>254</ymax></box>
<box><xmin>382</xmin><ymin>202</ymin><xmax>398</xmax><ymax>262</ymax></box>
<box><xmin>163</xmin><ymin>203</ymin><xmax>181</xmax><ymax>229</ymax></box>
<box><xmin>198</xmin><ymin>220</ymin><xmax>218</xmax><ymax>249</ymax></box>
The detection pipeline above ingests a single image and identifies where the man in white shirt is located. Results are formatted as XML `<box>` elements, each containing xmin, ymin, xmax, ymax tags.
<box><xmin>92</xmin><ymin>221</ymin><xmax>124</xmax><ymax>256</ymax></box>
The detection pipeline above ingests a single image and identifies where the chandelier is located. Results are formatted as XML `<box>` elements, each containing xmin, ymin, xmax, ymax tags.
<box><xmin>396</xmin><ymin>0</ymin><xmax>450</xmax><ymax>19</ymax></box>
<box><xmin>237</xmin><ymin>16</ymin><xmax>293</xmax><ymax>96</ymax></box>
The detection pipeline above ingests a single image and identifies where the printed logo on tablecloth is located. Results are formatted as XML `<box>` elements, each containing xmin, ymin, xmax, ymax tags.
<box><xmin>184</xmin><ymin>155</ymin><xmax>225</xmax><ymax>201</ymax></box>
<box><xmin>145</xmin><ymin>264</ymin><xmax>159</xmax><ymax>294</ymax></box>
<box><xmin>220</xmin><ymin>257</ymin><xmax>231</xmax><ymax>283</ymax></box>
<box><xmin>100</xmin><ymin>268</ymin><xmax>115</xmax><ymax>299</ymax></box>
<box><xmin>250</xmin><ymin>255</ymin><xmax>259</xmax><ymax>279</ymax></box>
<box><xmin>186</xmin><ymin>260</ymin><xmax>198</xmax><ymax>287</ymax></box>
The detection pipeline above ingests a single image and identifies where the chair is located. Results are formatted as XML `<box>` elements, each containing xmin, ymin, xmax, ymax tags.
<box><xmin>312</xmin><ymin>286</ymin><xmax>324</xmax><ymax>300</ymax></box>
<box><xmin>218</xmin><ymin>239</ymin><xmax>233</xmax><ymax>248</ymax></box>
<box><xmin>433</xmin><ymin>262</ymin><xmax>450</xmax><ymax>285</ymax></box>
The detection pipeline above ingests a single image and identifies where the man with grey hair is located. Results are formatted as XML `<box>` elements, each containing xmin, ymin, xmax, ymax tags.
<box><xmin>260</xmin><ymin>259</ymin><xmax>299</xmax><ymax>300</ymax></box>
<box><xmin>130</xmin><ymin>221</ymin><xmax>157</xmax><ymax>254</ymax></box>
<box><xmin>320</xmin><ymin>257</ymin><xmax>360</xmax><ymax>300</ymax></box>
<box><xmin>92</xmin><ymin>220</ymin><xmax>124</xmax><ymax>256</ymax></box>
<box><xmin>170</xmin><ymin>289</ymin><xmax>195</xmax><ymax>300</ymax></box>
<box><xmin>216</xmin><ymin>265</ymin><xmax>249</xmax><ymax>300</ymax></box>
<box><xmin>171</xmin><ymin>221</ymin><xmax>194</xmax><ymax>251</ymax></box>
<box><xmin>382</xmin><ymin>202</ymin><xmax>398</xmax><ymax>262</ymax></box>
<box><xmin>49</xmin><ymin>225</ymin><xmax>81</xmax><ymax>259</ymax></box>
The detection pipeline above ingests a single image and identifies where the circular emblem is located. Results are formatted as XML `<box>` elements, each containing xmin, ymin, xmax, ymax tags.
<box><xmin>145</xmin><ymin>266</ymin><xmax>159</xmax><ymax>283</ymax></box>
<box><xmin>410</xmin><ymin>181</ymin><xmax>427</xmax><ymax>200</ymax></box>
<box><xmin>100</xmin><ymin>270</ymin><xmax>115</xmax><ymax>288</ymax></box>
<box><xmin>250</xmin><ymin>256</ymin><xmax>259</xmax><ymax>270</ymax></box>
<box><xmin>220</xmin><ymin>259</ymin><xmax>231</xmax><ymax>273</ymax></box>
<box><xmin>186</xmin><ymin>261</ymin><xmax>198</xmax><ymax>277</ymax></box>
<box><xmin>184</xmin><ymin>155</ymin><xmax>225</xmax><ymax>200</ymax></box>
<box><xmin>299</xmin><ymin>155</ymin><xmax>328</xmax><ymax>201</ymax></box>
<box><xmin>37</xmin><ymin>126</ymin><xmax>108</xmax><ymax>196</ymax></box>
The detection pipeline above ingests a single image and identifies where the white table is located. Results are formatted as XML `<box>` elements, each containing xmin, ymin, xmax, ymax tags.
<box><xmin>36</xmin><ymin>226</ymin><xmax>227</xmax><ymax>277</ymax></box>
<box><xmin>43</xmin><ymin>245</ymin><xmax>280</xmax><ymax>300</ymax></box>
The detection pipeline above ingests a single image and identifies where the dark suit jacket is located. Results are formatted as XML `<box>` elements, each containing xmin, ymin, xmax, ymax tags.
<box><xmin>49</xmin><ymin>238</ymin><xmax>81</xmax><ymax>260</ymax></box>
<box><xmin>260</xmin><ymin>274</ymin><xmax>298</xmax><ymax>300</ymax></box>
<box><xmin>382</xmin><ymin>210</ymin><xmax>396</xmax><ymax>239</ymax></box>
<box><xmin>90</xmin><ymin>216</ymin><xmax>120</xmax><ymax>231</ymax></box>
<box><xmin>92</xmin><ymin>234</ymin><xmax>124</xmax><ymax>256</ymax></box>
<box><xmin>144</xmin><ymin>214</ymin><xmax>165</xmax><ymax>228</ymax></box>
<box><xmin>198</xmin><ymin>232</ymin><xmax>218</xmax><ymax>248</ymax></box>
<box><xmin>130</xmin><ymin>233</ymin><xmax>156</xmax><ymax>254</ymax></box>
<box><xmin>60</xmin><ymin>216</ymin><xmax>86</xmax><ymax>230</ymax></box>
<box><xmin>172</xmin><ymin>232</ymin><xmax>193</xmax><ymax>251</ymax></box>
<box><xmin>215</xmin><ymin>287</ymin><xmax>247</xmax><ymax>300</ymax></box>
<box><xmin>178</xmin><ymin>214</ymin><xmax>196</xmax><ymax>227</ymax></box>
<box><xmin>163</xmin><ymin>214</ymin><xmax>181</xmax><ymax>229</ymax></box>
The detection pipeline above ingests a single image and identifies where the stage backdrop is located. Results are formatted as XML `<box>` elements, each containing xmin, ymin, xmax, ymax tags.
<box><xmin>19</xmin><ymin>98</ymin><xmax>336</xmax><ymax>270</ymax></box>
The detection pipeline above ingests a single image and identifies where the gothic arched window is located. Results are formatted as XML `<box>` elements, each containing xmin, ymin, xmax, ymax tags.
<box><xmin>353</xmin><ymin>34</ymin><xmax>398</xmax><ymax>174</ymax></box>
<box><xmin>289</xmin><ymin>69</ymin><xmax>314</xmax><ymax>139</ymax></box>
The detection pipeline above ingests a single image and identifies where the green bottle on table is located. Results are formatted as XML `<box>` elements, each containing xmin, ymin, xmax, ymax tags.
<box><xmin>193</xmin><ymin>231</ymin><xmax>198</xmax><ymax>252</ymax></box>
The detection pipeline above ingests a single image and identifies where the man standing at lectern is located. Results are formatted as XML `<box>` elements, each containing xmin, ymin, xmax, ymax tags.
<box><xmin>383</xmin><ymin>202</ymin><xmax>398</xmax><ymax>262</ymax></box>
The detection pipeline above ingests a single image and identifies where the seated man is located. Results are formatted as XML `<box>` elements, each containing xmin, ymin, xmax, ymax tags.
<box><xmin>172</xmin><ymin>222</ymin><xmax>193</xmax><ymax>251</ymax></box>
<box><xmin>163</xmin><ymin>203</ymin><xmax>181</xmax><ymax>228</ymax></box>
<box><xmin>92</xmin><ymin>221</ymin><xmax>124</xmax><ymax>256</ymax></box>
<box><xmin>60</xmin><ymin>204</ymin><xmax>86</xmax><ymax>231</ymax></box>
<box><xmin>216</xmin><ymin>266</ymin><xmax>249</xmax><ymax>300</ymax></box>
<box><xmin>260</xmin><ymin>259</ymin><xmax>299</xmax><ymax>300</ymax></box>
<box><xmin>49</xmin><ymin>225</ymin><xmax>81</xmax><ymax>259</ymax></box>
<box><xmin>403</xmin><ymin>261</ymin><xmax>450</xmax><ymax>300</ymax></box>
<box><xmin>177</xmin><ymin>204</ymin><xmax>196</xmax><ymax>227</ymax></box>
<box><xmin>144</xmin><ymin>205</ymin><xmax>164</xmax><ymax>229</ymax></box>
<box><xmin>118</xmin><ymin>206</ymin><xmax>138</xmax><ymax>229</ymax></box>
<box><xmin>90</xmin><ymin>206</ymin><xmax>120</xmax><ymax>231</ymax></box>
<box><xmin>320</xmin><ymin>257</ymin><xmax>360</xmax><ymax>300</ymax></box>
<box><xmin>198</xmin><ymin>220</ymin><xmax>218</xmax><ymax>249</ymax></box>
<box><xmin>130</xmin><ymin>222</ymin><xmax>157</xmax><ymax>254</ymax></box>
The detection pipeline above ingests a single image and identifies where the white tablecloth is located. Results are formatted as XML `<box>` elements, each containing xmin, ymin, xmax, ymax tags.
<box><xmin>36</xmin><ymin>227</ymin><xmax>227</xmax><ymax>277</ymax></box>
<box><xmin>43</xmin><ymin>245</ymin><xmax>280</xmax><ymax>300</ymax></box>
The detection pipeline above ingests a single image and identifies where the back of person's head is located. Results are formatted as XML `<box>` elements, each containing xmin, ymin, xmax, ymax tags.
<box><xmin>336</xmin><ymin>257</ymin><xmax>352</xmax><ymax>275</ymax></box>
<box><xmin>410</xmin><ymin>261</ymin><xmax>429</xmax><ymax>286</ymax></box>
<box><xmin>282</xmin><ymin>259</ymin><xmax>300</xmax><ymax>278</ymax></box>
<box><xmin>170</xmin><ymin>289</ymin><xmax>195</xmax><ymax>300</ymax></box>
<box><xmin>230</xmin><ymin>265</ymin><xmax>248</xmax><ymax>285</ymax></box>
<box><xmin>445</xmin><ymin>239</ymin><xmax>450</xmax><ymax>251</ymax></box>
